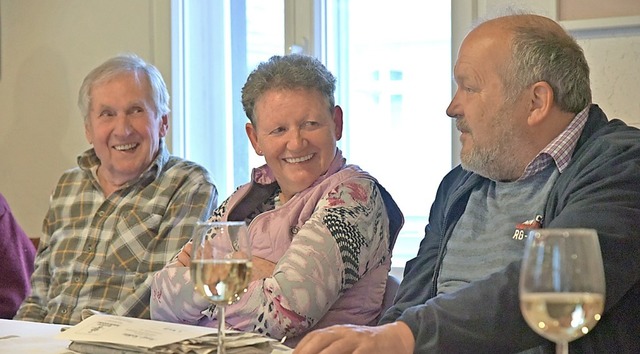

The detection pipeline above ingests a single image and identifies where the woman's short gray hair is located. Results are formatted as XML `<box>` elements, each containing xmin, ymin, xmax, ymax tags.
<box><xmin>78</xmin><ymin>53</ymin><xmax>170</xmax><ymax>122</ymax></box>
<box><xmin>241</xmin><ymin>54</ymin><xmax>336</xmax><ymax>124</ymax></box>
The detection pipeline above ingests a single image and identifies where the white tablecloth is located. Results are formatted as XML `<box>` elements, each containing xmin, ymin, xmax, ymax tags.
<box><xmin>0</xmin><ymin>318</ymin><xmax>293</xmax><ymax>353</ymax></box>
<box><xmin>0</xmin><ymin>318</ymin><xmax>73</xmax><ymax>353</ymax></box>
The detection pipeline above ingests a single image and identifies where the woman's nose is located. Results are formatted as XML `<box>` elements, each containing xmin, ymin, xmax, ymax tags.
<box><xmin>287</xmin><ymin>130</ymin><xmax>307</xmax><ymax>151</ymax></box>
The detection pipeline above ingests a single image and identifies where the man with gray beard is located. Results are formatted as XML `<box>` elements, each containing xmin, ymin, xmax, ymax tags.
<box><xmin>295</xmin><ymin>13</ymin><xmax>640</xmax><ymax>354</ymax></box>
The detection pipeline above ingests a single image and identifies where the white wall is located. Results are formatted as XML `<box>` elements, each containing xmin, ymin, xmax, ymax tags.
<box><xmin>0</xmin><ymin>0</ymin><xmax>171</xmax><ymax>238</ymax></box>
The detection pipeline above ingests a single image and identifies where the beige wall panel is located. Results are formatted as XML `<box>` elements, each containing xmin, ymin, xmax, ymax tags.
<box><xmin>577</xmin><ymin>34</ymin><xmax>640</xmax><ymax>128</ymax></box>
<box><xmin>0</xmin><ymin>0</ymin><xmax>171</xmax><ymax>238</ymax></box>
<box><xmin>559</xmin><ymin>0</ymin><xmax>640</xmax><ymax>21</ymax></box>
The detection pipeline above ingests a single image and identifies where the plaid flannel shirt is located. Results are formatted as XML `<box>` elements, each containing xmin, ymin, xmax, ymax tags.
<box><xmin>15</xmin><ymin>142</ymin><xmax>217</xmax><ymax>324</ymax></box>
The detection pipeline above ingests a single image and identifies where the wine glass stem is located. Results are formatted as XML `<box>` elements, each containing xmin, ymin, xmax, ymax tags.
<box><xmin>218</xmin><ymin>305</ymin><xmax>226</xmax><ymax>354</ymax></box>
<box><xmin>556</xmin><ymin>341</ymin><xmax>568</xmax><ymax>354</ymax></box>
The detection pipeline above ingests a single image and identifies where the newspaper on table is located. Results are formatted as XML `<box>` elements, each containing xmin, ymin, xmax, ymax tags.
<box><xmin>57</xmin><ymin>312</ymin><xmax>292</xmax><ymax>354</ymax></box>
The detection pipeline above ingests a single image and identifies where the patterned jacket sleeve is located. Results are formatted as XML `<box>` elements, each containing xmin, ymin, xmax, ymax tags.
<box><xmin>150</xmin><ymin>261</ymin><xmax>213</xmax><ymax>324</ymax></box>
<box><xmin>229</xmin><ymin>178</ymin><xmax>389</xmax><ymax>339</ymax></box>
<box><xmin>150</xmin><ymin>178</ymin><xmax>389</xmax><ymax>339</ymax></box>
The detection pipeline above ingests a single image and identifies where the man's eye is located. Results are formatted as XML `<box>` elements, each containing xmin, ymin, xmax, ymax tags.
<box><xmin>269</xmin><ymin>127</ymin><xmax>285</xmax><ymax>135</ymax></box>
<box><xmin>99</xmin><ymin>111</ymin><xmax>114</xmax><ymax>117</ymax></box>
<box><xmin>129</xmin><ymin>107</ymin><xmax>144</xmax><ymax>114</ymax></box>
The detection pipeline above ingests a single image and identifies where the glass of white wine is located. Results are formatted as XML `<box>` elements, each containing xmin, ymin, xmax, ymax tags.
<box><xmin>519</xmin><ymin>228</ymin><xmax>605</xmax><ymax>354</ymax></box>
<box><xmin>191</xmin><ymin>221</ymin><xmax>253</xmax><ymax>354</ymax></box>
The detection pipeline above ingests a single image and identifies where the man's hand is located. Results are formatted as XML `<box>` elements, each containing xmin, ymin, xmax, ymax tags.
<box><xmin>293</xmin><ymin>322</ymin><xmax>415</xmax><ymax>354</ymax></box>
<box><xmin>251</xmin><ymin>256</ymin><xmax>276</xmax><ymax>282</ymax></box>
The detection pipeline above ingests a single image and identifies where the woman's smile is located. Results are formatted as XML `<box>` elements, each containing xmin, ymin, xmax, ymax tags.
<box><xmin>284</xmin><ymin>153</ymin><xmax>314</xmax><ymax>164</ymax></box>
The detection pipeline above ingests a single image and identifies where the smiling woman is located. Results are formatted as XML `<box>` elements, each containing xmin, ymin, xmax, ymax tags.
<box><xmin>150</xmin><ymin>54</ymin><xmax>404</xmax><ymax>347</ymax></box>
<box><xmin>246</xmin><ymin>89</ymin><xmax>342</xmax><ymax>203</ymax></box>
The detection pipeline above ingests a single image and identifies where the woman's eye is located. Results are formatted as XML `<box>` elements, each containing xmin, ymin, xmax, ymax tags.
<box><xmin>269</xmin><ymin>127</ymin><xmax>285</xmax><ymax>135</ymax></box>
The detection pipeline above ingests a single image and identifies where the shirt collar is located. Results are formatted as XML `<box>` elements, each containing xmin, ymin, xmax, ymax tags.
<box><xmin>519</xmin><ymin>105</ymin><xmax>590</xmax><ymax>180</ymax></box>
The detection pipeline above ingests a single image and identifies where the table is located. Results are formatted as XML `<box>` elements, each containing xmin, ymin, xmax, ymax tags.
<box><xmin>0</xmin><ymin>318</ymin><xmax>293</xmax><ymax>353</ymax></box>
<box><xmin>0</xmin><ymin>319</ymin><xmax>74</xmax><ymax>353</ymax></box>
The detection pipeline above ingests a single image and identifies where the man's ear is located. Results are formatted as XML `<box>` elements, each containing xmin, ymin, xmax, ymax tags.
<box><xmin>527</xmin><ymin>81</ymin><xmax>554</xmax><ymax>127</ymax></box>
<box><xmin>159</xmin><ymin>114</ymin><xmax>169</xmax><ymax>137</ymax></box>
<box><xmin>333</xmin><ymin>105</ymin><xmax>344</xmax><ymax>141</ymax></box>
<box><xmin>245</xmin><ymin>122</ymin><xmax>262</xmax><ymax>155</ymax></box>
<box><xmin>85</xmin><ymin>121</ymin><xmax>93</xmax><ymax>145</ymax></box>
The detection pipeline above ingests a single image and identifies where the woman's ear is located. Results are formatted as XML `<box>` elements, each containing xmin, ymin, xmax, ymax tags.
<box><xmin>333</xmin><ymin>105</ymin><xmax>344</xmax><ymax>141</ymax></box>
<box><xmin>245</xmin><ymin>122</ymin><xmax>263</xmax><ymax>155</ymax></box>
<box><xmin>527</xmin><ymin>81</ymin><xmax>554</xmax><ymax>127</ymax></box>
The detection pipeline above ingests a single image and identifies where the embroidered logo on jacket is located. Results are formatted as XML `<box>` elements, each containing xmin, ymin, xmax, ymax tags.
<box><xmin>512</xmin><ymin>214</ymin><xmax>543</xmax><ymax>240</ymax></box>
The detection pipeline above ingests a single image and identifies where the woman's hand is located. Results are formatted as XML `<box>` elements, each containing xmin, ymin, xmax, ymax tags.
<box><xmin>175</xmin><ymin>242</ymin><xmax>194</xmax><ymax>267</ymax></box>
<box><xmin>251</xmin><ymin>256</ymin><xmax>277</xmax><ymax>282</ymax></box>
<box><xmin>175</xmin><ymin>243</ymin><xmax>276</xmax><ymax>282</ymax></box>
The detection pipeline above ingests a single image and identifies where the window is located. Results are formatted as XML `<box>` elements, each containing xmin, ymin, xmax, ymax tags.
<box><xmin>325</xmin><ymin>1</ymin><xmax>452</xmax><ymax>270</ymax></box>
<box><xmin>172</xmin><ymin>0</ymin><xmax>452</xmax><ymax>272</ymax></box>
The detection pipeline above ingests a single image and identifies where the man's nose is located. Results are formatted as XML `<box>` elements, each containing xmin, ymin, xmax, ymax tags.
<box><xmin>114</xmin><ymin>114</ymin><xmax>133</xmax><ymax>135</ymax></box>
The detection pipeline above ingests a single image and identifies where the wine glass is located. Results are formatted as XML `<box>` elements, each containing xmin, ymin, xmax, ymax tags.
<box><xmin>191</xmin><ymin>221</ymin><xmax>253</xmax><ymax>354</ymax></box>
<box><xmin>519</xmin><ymin>228</ymin><xmax>606</xmax><ymax>354</ymax></box>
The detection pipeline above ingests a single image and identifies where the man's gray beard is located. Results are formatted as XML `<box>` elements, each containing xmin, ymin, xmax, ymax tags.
<box><xmin>460</xmin><ymin>144</ymin><xmax>521</xmax><ymax>181</ymax></box>
<box><xmin>460</xmin><ymin>147</ymin><xmax>501</xmax><ymax>180</ymax></box>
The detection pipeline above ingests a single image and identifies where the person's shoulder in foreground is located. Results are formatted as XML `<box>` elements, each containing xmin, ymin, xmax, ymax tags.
<box><xmin>14</xmin><ymin>53</ymin><xmax>217</xmax><ymax>325</ymax></box>
<box><xmin>0</xmin><ymin>192</ymin><xmax>36</xmax><ymax>319</ymax></box>
<box><xmin>150</xmin><ymin>53</ymin><xmax>404</xmax><ymax>346</ymax></box>
<box><xmin>294</xmin><ymin>12</ymin><xmax>640</xmax><ymax>354</ymax></box>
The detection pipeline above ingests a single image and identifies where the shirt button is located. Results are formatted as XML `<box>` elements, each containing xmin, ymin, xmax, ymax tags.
<box><xmin>61</xmin><ymin>309</ymin><xmax>67</xmax><ymax>314</ymax></box>
<box><xmin>98</xmin><ymin>211</ymin><xmax>105</xmax><ymax>217</ymax></box>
